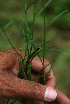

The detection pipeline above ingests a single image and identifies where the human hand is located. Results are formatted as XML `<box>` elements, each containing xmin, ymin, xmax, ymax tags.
<box><xmin>0</xmin><ymin>47</ymin><xmax>59</xmax><ymax>103</ymax></box>
<box><xmin>47</xmin><ymin>87</ymin><xmax>70</xmax><ymax>104</ymax></box>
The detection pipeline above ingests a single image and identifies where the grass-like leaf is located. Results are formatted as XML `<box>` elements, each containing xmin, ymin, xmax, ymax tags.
<box><xmin>6</xmin><ymin>98</ymin><xmax>10</xmax><ymax>104</ymax></box>
<box><xmin>29</xmin><ymin>40</ymin><xmax>42</xmax><ymax>61</ymax></box>
<box><xmin>36</xmin><ymin>0</ymin><xmax>52</xmax><ymax>18</ymax></box>
<box><xmin>35</xmin><ymin>46</ymin><xmax>70</xmax><ymax>52</ymax></box>
<box><xmin>0</xmin><ymin>22</ymin><xmax>19</xmax><ymax>55</ymax></box>
<box><xmin>10</xmin><ymin>20</ymin><xmax>23</xmax><ymax>34</ymax></box>
<box><xmin>26</xmin><ymin>1</ymin><xmax>35</xmax><ymax>10</ymax></box>
<box><xmin>46</xmin><ymin>41</ymin><xmax>70</xmax><ymax>78</ymax></box>
<box><xmin>46</xmin><ymin>10</ymin><xmax>68</xmax><ymax>30</ymax></box>
<box><xmin>20</xmin><ymin>58</ymin><xmax>27</xmax><ymax>80</ymax></box>
<box><xmin>52</xmin><ymin>10</ymin><xmax>67</xmax><ymax>23</ymax></box>
<box><xmin>10</xmin><ymin>98</ymin><xmax>18</xmax><ymax>104</ymax></box>
<box><xmin>26</xmin><ymin>0</ymin><xmax>40</xmax><ymax>10</ymax></box>
<box><xmin>4</xmin><ymin>21</ymin><xmax>13</xmax><ymax>29</ymax></box>
<box><xmin>52</xmin><ymin>15</ymin><xmax>70</xmax><ymax>24</ymax></box>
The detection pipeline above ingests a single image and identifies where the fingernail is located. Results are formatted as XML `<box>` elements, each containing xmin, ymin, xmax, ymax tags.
<box><xmin>44</xmin><ymin>87</ymin><xmax>57</xmax><ymax>102</ymax></box>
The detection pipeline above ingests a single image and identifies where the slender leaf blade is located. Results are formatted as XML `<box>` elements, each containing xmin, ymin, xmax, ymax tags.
<box><xmin>4</xmin><ymin>21</ymin><xmax>13</xmax><ymax>29</ymax></box>
<box><xmin>36</xmin><ymin>0</ymin><xmax>52</xmax><ymax>17</ymax></box>
<box><xmin>52</xmin><ymin>10</ymin><xmax>67</xmax><ymax>22</ymax></box>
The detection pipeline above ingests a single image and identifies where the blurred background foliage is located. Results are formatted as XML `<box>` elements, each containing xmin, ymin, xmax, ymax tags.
<box><xmin>0</xmin><ymin>0</ymin><xmax>70</xmax><ymax>103</ymax></box>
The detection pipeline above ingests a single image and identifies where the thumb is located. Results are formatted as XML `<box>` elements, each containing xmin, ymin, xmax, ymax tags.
<box><xmin>12</xmin><ymin>78</ymin><xmax>57</xmax><ymax>102</ymax></box>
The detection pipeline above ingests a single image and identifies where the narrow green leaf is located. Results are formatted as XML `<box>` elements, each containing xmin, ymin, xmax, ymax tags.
<box><xmin>26</xmin><ymin>1</ymin><xmax>35</xmax><ymax>10</ymax></box>
<box><xmin>24</xmin><ymin>20</ymin><xmax>30</xmax><ymax>40</ymax></box>
<box><xmin>52</xmin><ymin>10</ymin><xmax>67</xmax><ymax>22</ymax></box>
<box><xmin>31</xmin><ymin>0</ymin><xmax>37</xmax><ymax>40</ymax></box>
<box><xmin>6</xmin><ymin>98</ymin><xmax>10</xmax><ymax>104</ymax></box>
<box><xmin>52</xmin><ymin>15</ymin><xmax>70</xmax><ymax>24</ymax></box>
<box><xmin>40</xmin><ymin>40</ymin><xmax>53</xmax><ymax>47</ymax></box>
<box><xmin>27</xmin><ymin>0</ymin><xmax>40</xmax><ymax>10</ymax></box>
<box><xmin>32</xmin><ymin>62</ymin><xmax>52</xmax><ymax>81</ymax></box>
<box><xmin>35</xmin><ymin>46</ymin><xmax>70</xmax><ymax>52</ymax></box>
<box><xmin>10</xmin><ymin>98</ymin><xmax>18</xmax><ymax>104</ymax></box>
<box><xmin>29</xmin><ymin>40</ymin><xmax>42</xmax><ymax>61</ymax></box>
<box><xmin>36</xmin><ymin>0</ymin><xmax>52</xmax><ymax>18</ymax></box>
<box><xmin>20</xmin><ymin>58</ymin><xmax>27</xmax><ymax>80</ymax></box>
<box><xmin>23</xmin><ymin>32</ymin><xmax>28</xmax><ymax>48</ymax></box>
<box><xmin>0</xmin><ymin>22</ymin><xmax>25</xmax><ymax>58</ymax></box>
<box><xmin>4</xmin><ymin>21</ymin><xmax>13</xmax><ymax>29</ymax></box>
<box><xmin>10</xmin><ymin>20</ymin><xmax>23</xmax><ymax>34</ymax></box>
<box><xmin>32</xmin><ymin>70</ymin><xmax>43</xmax><ymax>81</ymax></box>
<box><xmin>26</xmin><ymin>47</ymin><xmax>40</xmax><ymax>64</ymax></box>
<box><xmin>46</xmin><ymin>41</ymin><xmax>70</xmax><ymax>78</ymax></box>
<box><xmin>0</xmin><ymin>22</ymin><xmax>19</xmax><ymax>55</ymax></box>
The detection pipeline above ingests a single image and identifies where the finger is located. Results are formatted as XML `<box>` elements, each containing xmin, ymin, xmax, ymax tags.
<box><xmin>48</xmin><ymin>87</ymin><xmax>70</xmax><ymax>104</ymax></box>
<box><xmin>0</xmin><ymin>50</ymin><xmax>20</xmax><ymax>76</ymax></box>
<box><xmin>27</xmin><ymin>71</ymin><xmax>41</xmax><ymax>82</ymax></box>
<box><xmin>0</xmin><ymin>72</ymin><xmax>57</xmax><ymax>102</ymax></box>
<box><xmin>54</xmin><ymin>87</ymin><xmax>70</xmax><ymax>104</ymax></box>
<box><xmin>31</xmin><ymin>56</ymin><xmax>56</xmax><ymax>88</ymax></box>
<box><xmin>1</xmin><ymin>48</ymin><xmax>25</xmax><ymax>76</ymax></box>
<box><xmin>8</xmin><ymin>77</ymin><xmax>57</xmax><ymax>102</ymax></box>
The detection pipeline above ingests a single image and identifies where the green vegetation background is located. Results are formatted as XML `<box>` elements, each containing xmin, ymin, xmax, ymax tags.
<box><xmin>0</xmin><ymin>0</ymin><xmax>70</xmax><ymax>103</ymax></box>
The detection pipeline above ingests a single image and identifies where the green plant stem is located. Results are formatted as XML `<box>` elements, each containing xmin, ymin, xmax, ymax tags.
<box><xmin>42</xmin><ymin>0</ymin><xmax>46</xmax><ymax>85</ymax></box>
<box><xmin>24</xmin><ymin>0</ymin><xmax>29</xmax><ymax>56</ymax></box>
<box><xmin>10</xmin><ymin>98</ymin><xmax>18</xmax><ymax>104</ymax></box>
<box><xmin>32</xmin><ymin>100</ymin><xmax>33</xmax><ymax>104</ymax></box>
<box><xmin>6</xmin><ymin>98</ymin><xmax>10</xmax><ymax>104</ymax></box>
<box><xmin>30</xmin><ymin>63</ymin><xmax>32</xmax><ymax>81</ymax></box>
<box><xmin>32</xmin><ymin>0</ymin><xmax>37</xmax><ymax>40</ymax></box>
<box><xmin>21</xmin><ymin>59</ymin><xmax>27</xmax><ymax>80</ymax></box>
<box><xmin>27</xmin><ymin>1</ymin><xmax>35</xmax><ymax>10</ymax></box>
<box><xmin>0</xmin><ymin>22</ymin><xmax>20</xmax><ymax>56</ymax></box>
